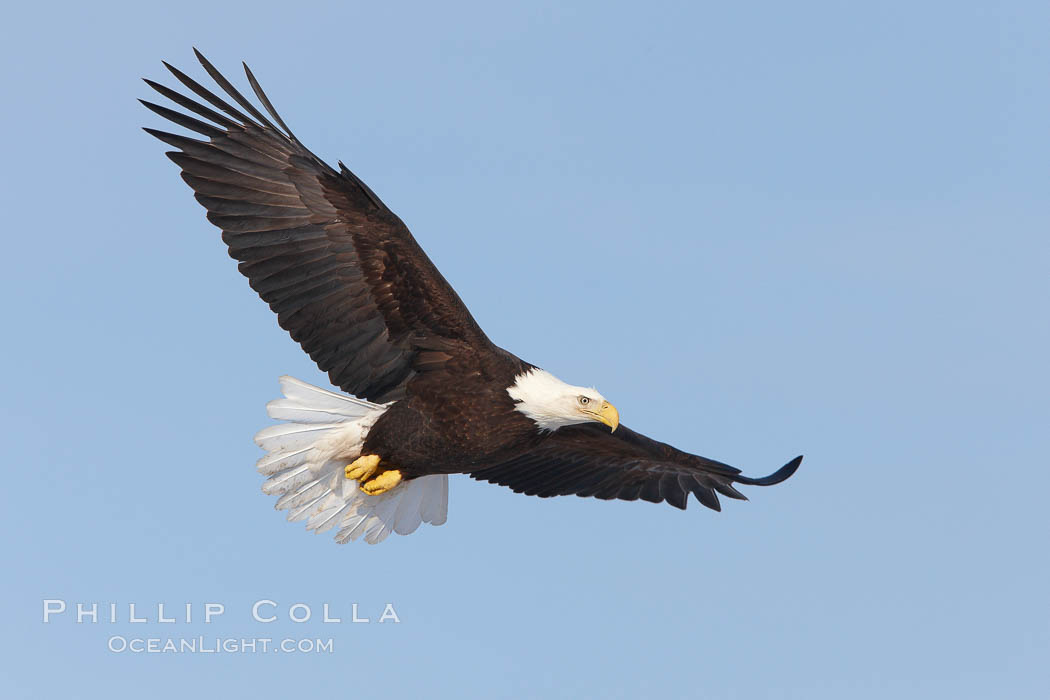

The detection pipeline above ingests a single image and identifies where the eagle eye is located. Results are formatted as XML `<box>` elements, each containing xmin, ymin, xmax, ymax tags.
<box><xmin>578</xmin><ymin>396</ymin><xmax>590</xmax><ymax>406</ymax></box>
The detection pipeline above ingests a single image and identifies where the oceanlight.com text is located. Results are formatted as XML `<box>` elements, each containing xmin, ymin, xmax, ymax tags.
<box><xmin>107</xmin><ymin>636</ymin><xmax>334</xmax><ymax>654</ymax></box>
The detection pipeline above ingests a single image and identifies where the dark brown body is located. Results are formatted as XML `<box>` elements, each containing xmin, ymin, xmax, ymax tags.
<box><xmin>363</xmin><ymin>347</ymin><xmax>544</xmax><ymax>478</ymax></box>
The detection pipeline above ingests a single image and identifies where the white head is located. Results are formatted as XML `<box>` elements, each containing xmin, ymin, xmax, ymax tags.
<box><xmin>507</xmin><ymin>368</ymin><xmax>620</xmax><ymax>433</ymax></box>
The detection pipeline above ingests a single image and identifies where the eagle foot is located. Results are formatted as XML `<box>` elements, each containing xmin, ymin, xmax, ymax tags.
<box><xmin>345</xmin><ymin>454</ymin><xmax>381</xmax><ymax>482</ymax></box>
<box><xmin>361</xmin><ymin>469</ymin><xmax>403</xmax><ymax>496</ymax></box>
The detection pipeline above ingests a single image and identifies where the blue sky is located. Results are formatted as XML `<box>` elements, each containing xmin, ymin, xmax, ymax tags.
<box><xmin>2</xmin><ymin>1</ymin><xmax>1048</xmax><ymax>697</ymax></box>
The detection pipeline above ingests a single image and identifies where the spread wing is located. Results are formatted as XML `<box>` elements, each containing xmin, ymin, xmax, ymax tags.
<box><xmin>142</xmin><ymin>51</ymin><xmax>491</xmax><ymax>402</ymax></box>
<box><xmin>471</xmin><ymin>425</ymin><xmax>801</xmax><ymax>511</ymax></box>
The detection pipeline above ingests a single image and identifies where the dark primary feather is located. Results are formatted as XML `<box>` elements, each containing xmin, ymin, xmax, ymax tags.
<box><xmin>471</xmin><ymin>424</ymin><xmax>802</xmax><ymax>511</ymax></box>
<box><xmin>142</xmin><ymin>51</ymin><xmax>493</xmax><ymax>402</ymax></box>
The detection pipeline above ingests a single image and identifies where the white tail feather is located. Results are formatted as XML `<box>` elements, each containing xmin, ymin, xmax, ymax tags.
<box><xmin>254</xmin><ymin>423</ymin><xmax>346</xmax><ymax>453</ymax></box>
<box><xmin>256</xmin><ymin>446</ymin><xmax>313</xmax><ymax>475</ymax></box>
<box><xmin>254</xmin><ymin>376</ymin><xmax>448</xmax><ymax>545</ymax></box>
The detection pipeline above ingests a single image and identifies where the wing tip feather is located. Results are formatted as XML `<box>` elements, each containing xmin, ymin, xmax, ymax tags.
<box><xmin>736</xmin><ymin>455</ymin><xmax>803</xmax><ymax>487</ymax></box>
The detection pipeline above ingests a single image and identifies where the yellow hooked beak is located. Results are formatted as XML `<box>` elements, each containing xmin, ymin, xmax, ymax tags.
<box><xmin>593</xmin><ymin>400</ymin><xmax>620</xmax><ymax>432</ymax></box>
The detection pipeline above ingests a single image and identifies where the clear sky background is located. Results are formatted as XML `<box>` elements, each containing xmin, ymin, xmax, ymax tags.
<box><xmin>2</xmin><ymin>1</ymin><xmax>1047</xmax><ymax>698</ymax></box>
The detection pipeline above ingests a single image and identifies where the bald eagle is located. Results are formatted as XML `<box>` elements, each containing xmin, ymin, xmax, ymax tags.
<box><xmin>142</xmin><ymin>51</ymin><xmax>801</xmax><ymax>544</ymax></box>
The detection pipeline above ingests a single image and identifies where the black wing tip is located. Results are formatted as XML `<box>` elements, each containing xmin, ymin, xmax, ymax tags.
<box><xmin>737</xmin><ymin>455</ymin><xmax>803</xmax><ymax>487</ymax></box>
<box><xmin>140</xmin><ymin>126</ymin><xmax>169</xmax><ymax>141</ymax></box>
<box><xmin>698</xmin><ymin>496</ymin><xmax>720</xmax><ymax>512</ymax></box>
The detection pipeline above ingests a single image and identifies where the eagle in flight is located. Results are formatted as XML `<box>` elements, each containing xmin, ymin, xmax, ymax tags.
<box><xmin>143</xmin><ymin>51</ymin><xmax>801</xmax><ymax>544</ymax></box>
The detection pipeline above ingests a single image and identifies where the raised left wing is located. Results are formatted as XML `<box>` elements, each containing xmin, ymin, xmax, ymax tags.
<box><xmin>142</xmin><ymin>51</ymin><xmax>494</xmax><ymax>403</ymax></box>
<box><xmin>471</xmin><ymin>424</ymin><xmax>801</xmax><ymax>511</ymax></box>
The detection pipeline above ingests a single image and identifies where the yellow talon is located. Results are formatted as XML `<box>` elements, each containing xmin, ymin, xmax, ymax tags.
<box><xmin>345</xmin><ymin>454</ymin><xmax>381</xmax><ymax>482</ymax></box>
<box><xmin>361</xmin><ymin>469</ymin><xmax>403</xmax><ymax>495</ymax></box>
